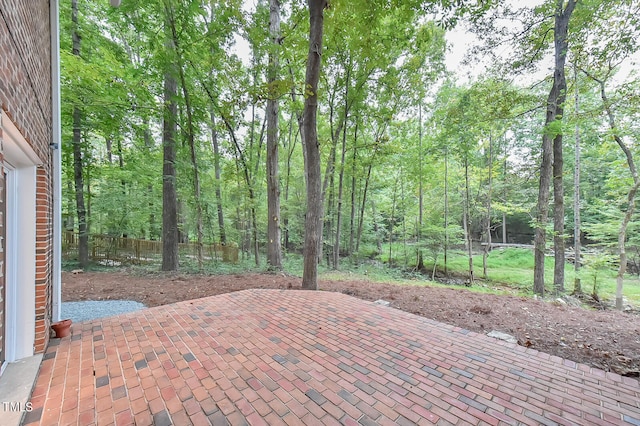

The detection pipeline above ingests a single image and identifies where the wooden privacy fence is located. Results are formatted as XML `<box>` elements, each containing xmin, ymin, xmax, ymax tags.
<box><xmin>62</xmin><ymin>232</ymin><xmax>238</xmax><ymax>264</ymax></box>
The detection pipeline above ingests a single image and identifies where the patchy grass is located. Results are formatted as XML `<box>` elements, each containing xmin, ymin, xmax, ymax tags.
<box><xmin>438</xmin><ymin>248</ymin><xmax>640</xmax><ymax>305</ymax></box>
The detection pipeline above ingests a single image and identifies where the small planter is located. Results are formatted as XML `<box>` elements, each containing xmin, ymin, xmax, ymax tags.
<box><xmin>51</xmin><ymin>319</ymin><xmax>72</xmax><ymax>338</ymax></box>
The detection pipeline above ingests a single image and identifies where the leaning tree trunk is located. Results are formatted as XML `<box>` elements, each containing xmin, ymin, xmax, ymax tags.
<box><xmin>355</xmin><ymin>161</ymin><xmax>373</xmax><ymax>253</ymax></box>
<box><xmin>533</xmin><ymin>0</ymin><xmax>576</xmax><ymax>296</ymax></box>
<box><xmin>266</xmin><ymin>0</ymin><xmax>283</xmax><ymax>270</ymax></box>
<box><xmin>220</xmin><ymin>114</ymin><xmax>259</xmax><ymax>266</ymax></box>
<box><xmin>301</xmin><ymin>0</ymin><xmax>328</xmax><ymax>289</ymax></box>
<box><xmin>594</xmin><ymin>76</ymin><xmax>640</xmax><ymax>310</ymax></box>
<box><xmin>71</xmin><ymin>0</ymin><xmax>89</xmax><ymax>268</ymax></box>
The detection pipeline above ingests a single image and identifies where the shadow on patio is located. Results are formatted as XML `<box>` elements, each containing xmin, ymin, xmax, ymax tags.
<box><xmin>22</xmin><ymin>289</ymin><xmax>640</xmax><ymax>425</ymax></box>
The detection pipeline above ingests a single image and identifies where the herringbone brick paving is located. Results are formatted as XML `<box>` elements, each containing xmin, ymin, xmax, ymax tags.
<box><xmin>23</xmin><ymin>289</ymin><xmax>640</xmax><ymax>425</ymax></box>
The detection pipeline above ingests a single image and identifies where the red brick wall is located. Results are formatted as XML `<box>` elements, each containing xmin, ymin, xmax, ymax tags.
<box><xmin>0</xmin><ymin>1</ymin><xmax>54</xmax><ymax>354</ymax></box>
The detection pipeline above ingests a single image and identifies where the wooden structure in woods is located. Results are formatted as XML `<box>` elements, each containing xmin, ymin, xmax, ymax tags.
<box><xmin>62</xmin><ymin>232</ymin><xmax>238</xmax><ymax>264</ymax></box>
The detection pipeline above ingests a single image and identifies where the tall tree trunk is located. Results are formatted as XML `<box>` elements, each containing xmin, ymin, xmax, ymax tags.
<box><xmin>320</xmin><ymin>62</ymin><xmax>351</xmax><ymax>265</ymax></box>
<box><xmin>253</xmin><ymin>117</ymin><xmax>268</xmax><ymax>267</ymax></box>
<box><xmin>167</xmin><ymin>12</ymin><xmax>204</xmax><ymax>269</ymax></box>
<box><xmin>168</xmin><ymin>15</ymin><xmax>204</xmax><ymax>270</ymax></box>
<box><xmin>502</xmin><ymin>212</ymin><xmax>507</xmax><ymax>244</ymax></box>
<box><xmin>400</xmin><ymin>170</ymin><xmax>408</xmax><ymax>266</ymax></box>
<box><xmin>464</xmin><ymin>157</ymin><xmax>474</xmax><ymax>285</ymax></box>
<box><xmin>355</xmin><ymin>131</ymin><xmax>384</xmax><ymax>253</ymax></box>
<box><xmin>324</xmin><ymin>169</ymin><xmax>335</xmax><ymax>266</ymax></box>
<box><xmin>592</xmin><ymin>75</ymin><xmax>639</xmax><ymax>310</ymax></box>
<box><xmin>533</xmin><ymin>0</ymin><xmax>576</xmax><ymax>296</ymax></box>
<box><xmin>418</xmin><ymin>103</ymin><xmax>423</xmax><ymax>239</ymax></box>
<box><xmin>332</xmin><ymin>60</ymin><xmax>352</xmax><ymax>269</ymax></box>
<box><xmin>483</xmin><ymin>133</ymin><xmax>493</xmax><ymax>280</ymax></box>
<box><xmin>64</xmin><ymin>151</ymin><xmax>75</xmax><ymax>232</ymax></box>
<box><xmin>182</xmin><ymin>91</ymin><xmax>204</xmax><ymax>269</ymax></box>
<box><xmin>553</xmin><ymin>124</ymin><xmax>565</xmax><ymax>294</ymax></box>
<box><xmin>573</xmin><ymin>64</ymin><xmax>582</xmax><ymax>295</ymax></box>
<box><xmin>444</xmin><ymin>148</ymin><xmax>449</xmax><ymax>275</ymax></box>
<box><xmin>301</xmin><ymin>0</ymin><xmax>328</xmax><ymax>289</ymax></box>
<box><xmin>161</xmin><ymin>17</ymin><xmax>179</xmax><ymax>271</ymax></box>
<box><xmin>86</xmin><ymin>166</ymin><xmax>92</xmax><ymax>235</ymax></box>
<box><xmin>246</xmin><ymin>41</ymin><xmax>264</xmax><ymax>267</ymax></box>
<box><xmin>348</xmin><ymin>121</ymin><xmax>358</xmax><ymax>255</ymax></box>
<box><xmin>71</xmin><ymin>0</ymin><xmax>88</xmax><ymax>268</ymax></box>
<box><xmin>221</xmin><ymin>116</ymin><xmax>259</xmax><ymax>266</ymax></box>
<box><xmin>356</xmin><ymin>162</ymin><xmax>373</xmax><ymax>253</ymax></box>
<box><xmin>72</xmin><ymin>109</ymin><xmax>88</xmax><ymax>267</ymax></box>
<box><xmin>266</xmin><ymin>0</ymin><xmax>283</xmax><ymax>270</ymax></box>
<box><xmin>210</xmin><ymin>112</ymin><xmax>226</xmax><ymax>244</ymax></box>
<box><xmin>116</xmin><ymin>138</ymin><xmax>127</xmax><ymax>236</ymax></box>
<box><xmin>372</xmin><ymin>200</ymin><xmax>382</xmax><ymax>254</ymax></box>
<box><xmin>333</xmin><ymin>103</ymin><xmax>349</xmax><ymax>269</ymax></box>
<box><xmin>388</xmin><ymin>177</ymin><xmax>398</xmax><ymax>268</ymax></box>
<box><xmin>502</xmin><ymin>156</ymin><xmax>507</xmax><ymax>244</ymax></box>
<box><xmin>106</xmin><ymin>137</ymin><xmax>113</xmax><ymax>164</ymax></box>
<box><xmin>283</xmin><ymin>114</ymin><xmax>298</xmax><ymax>251</ymax></box>
<box><xmin>144</xmin><ymin>121</ymin><xmax>157</xmax><ymax>239</ymax></box>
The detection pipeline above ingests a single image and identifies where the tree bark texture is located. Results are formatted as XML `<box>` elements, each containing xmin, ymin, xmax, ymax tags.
<box><xmin>72</xmin><ymin>0</ymin><xmax>89</xmax><ymax>268</ymax></box>
<box><xmin>266</xmin><ymin>0</ymin><xmax>283</xmax><ymax>270</ymax></box>
<box><xmin>161</xmin><ymin>22</ymin><xmax>179</xmax><ymax>271</ymax></box>
<box><xmin>534</xmin><ymin>0</ymin><xmax>576</xmax><ymax>296</ymax></box>
<box><xmin>168</xmin><ymin>13</ymin><xmax>204</xmax><ymax>269</ymax></box>
<box><xmin>301</xmin><ymin>0</ymin><xmax>328</xmax><ymax>290</ymax></box>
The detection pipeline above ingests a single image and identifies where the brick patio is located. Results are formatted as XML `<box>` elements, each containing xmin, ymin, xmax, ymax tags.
<box><xmin>22</xmin><ymin>289</ymin><xmax>640</xmax><ymax>425</ymax></box>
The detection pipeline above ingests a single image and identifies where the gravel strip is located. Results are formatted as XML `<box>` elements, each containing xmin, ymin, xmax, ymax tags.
<box><xmin>62</xmin><ymin>300</ymin><xmax>146</xmax><ymax>322</ymax></box>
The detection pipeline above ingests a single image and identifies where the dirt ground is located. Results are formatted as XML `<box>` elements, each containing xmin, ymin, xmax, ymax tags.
<box><xmin>62</xmin><ymin>270</ymin><xmax>640</xmax><ymax>377</ymax></box>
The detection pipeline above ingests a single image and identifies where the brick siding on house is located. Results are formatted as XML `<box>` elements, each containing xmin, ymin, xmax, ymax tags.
<box><xmin>0</xmin><ymin>153</ymin><xmax>4</xmax><ymax>363</ymax></box>
<box><xmin>0</xmin><ymin>0</ymin><xmax>54</xmax><ymax>354</ymax></box>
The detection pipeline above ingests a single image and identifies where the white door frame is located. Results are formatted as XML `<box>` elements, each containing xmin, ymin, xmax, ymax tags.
<box><xmin>4</xmin><ymin>163</ymin><xmax>18</xmax><ymax>362</ymax></box>
<box><xmin>1</xmin><ymin>112</ymin><xmax>40</xmax><ymax>362</ymax></box>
